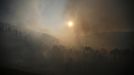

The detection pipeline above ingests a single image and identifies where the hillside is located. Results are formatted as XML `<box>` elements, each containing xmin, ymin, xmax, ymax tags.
<box><xmin>0</xmin><ymin>22</ymin><xmax>64</xmax><ymax>74</ymax></box>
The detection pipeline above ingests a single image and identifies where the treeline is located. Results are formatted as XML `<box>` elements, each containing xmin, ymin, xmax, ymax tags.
<box><xmin>42</xmin><ymin>45</ymin><xmax>134</xmax><ymax>75</ymax></box>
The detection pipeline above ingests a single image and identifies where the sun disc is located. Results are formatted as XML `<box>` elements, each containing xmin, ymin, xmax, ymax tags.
<box><xmin>67</xmin><ymin>21</ymin><xmax>74</xmax><ymax>28</ymax></box>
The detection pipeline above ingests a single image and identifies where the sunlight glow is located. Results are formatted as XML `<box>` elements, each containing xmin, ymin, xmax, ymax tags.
<box><xmin>67</xmin><ymin>21</ymin><xmax>74</xmax><ymax>28</ymax></box>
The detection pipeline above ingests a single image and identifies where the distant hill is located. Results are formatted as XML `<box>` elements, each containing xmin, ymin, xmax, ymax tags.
<box><xmin>84</xmin><ymin>32</ymin><xmax>134</xmax><ymax>49</ymax></box>
<box><xmin>0</xmin><ymin>22</ymin><xmax>64</xmax><ymax>74</ymax></box>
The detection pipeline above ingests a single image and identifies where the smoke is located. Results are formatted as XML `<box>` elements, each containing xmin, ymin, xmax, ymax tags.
<box><xmin>1</xmin><ymin>0</ymin><xmax>133</xmax><ymax>48</ymax></box>
<box><xmin>65</xmin><ymin>0</ymin><xmax>134</xmax><ymax>48</ymax></box>
<box><xmin>67</xmin><ymin>0</ymin><xmax>134</xmax><ymax>33</ymax></box>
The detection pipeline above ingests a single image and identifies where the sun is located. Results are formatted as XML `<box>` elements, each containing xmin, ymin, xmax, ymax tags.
<box><xmin>67</xmin><ymin>21</ymin><xmax>74</xmax><ymax>28</ymax></box>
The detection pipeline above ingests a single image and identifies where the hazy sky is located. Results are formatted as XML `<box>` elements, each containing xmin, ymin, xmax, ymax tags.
<box><xmin>0</xmin><ymin>0</ymin><xmax>133</xmax><ymax>32</ymax></box>
<box><xmin>67</xmin><ymin>0</ymin><xmax>134</xmax><ymax>33</ymax></box>
<box><xmin>0</xmin><ymin>0</ymin><xmax>68</xmax><ymax>35</ymax></box>
<box><xmin>0</xmin><ymin>0</ymin><xmax>133</xmax><ymax>48</ymax></box>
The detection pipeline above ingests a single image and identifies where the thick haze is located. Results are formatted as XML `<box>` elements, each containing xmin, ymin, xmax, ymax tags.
<box><xmin>0</xmin><ymin>0</ymin><xmax>133</xmax><ymax>48</ymax></box>
<box><xmin>67</xmin><ymin>0</ymin><xmax>134</xmax><ymax>32</ymax></box>
<box><xmin>0</xmin><ymin>0</ymin><xmax>68</xmax><ymax>34</ymax></box>
<box><xmin>66</xmin><ymin>0</ymin><xmax>134</xmax><ymax>48</ymax></box>
<box><xmin>0</xmin><ymin>1</ymin><xmax>133</xmax><ymax>74</ymax></box>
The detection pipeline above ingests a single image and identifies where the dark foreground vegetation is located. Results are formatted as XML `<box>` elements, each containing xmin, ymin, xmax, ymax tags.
<box><xmin>1</xmin><ymin>47</ymin><xmax>134</xmax><ymax>75</ymax></box>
